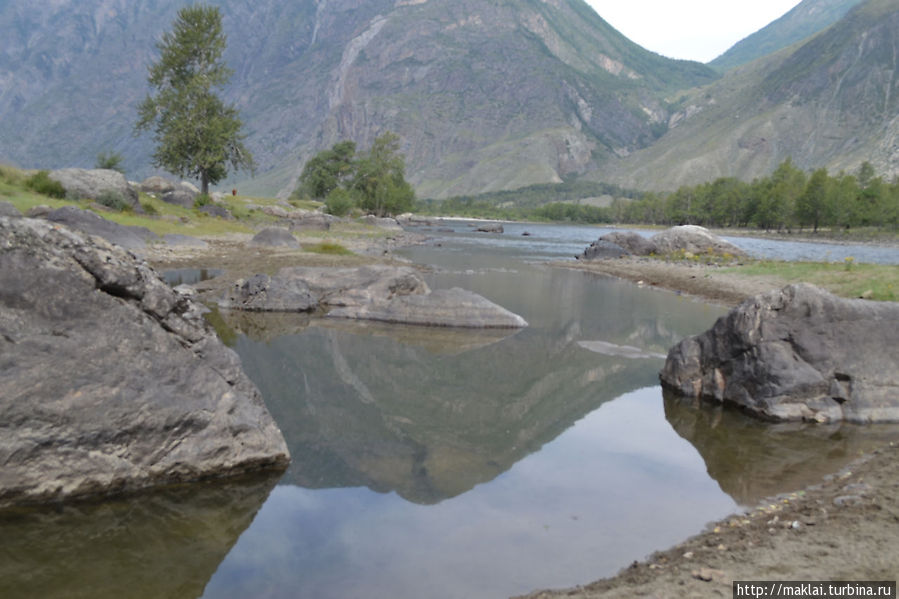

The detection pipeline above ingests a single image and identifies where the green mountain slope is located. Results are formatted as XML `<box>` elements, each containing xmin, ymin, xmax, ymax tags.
<box><xmin>0</xmin><ymin>0</ymin><xmax>717</xmax><ymax>198</ymax></box>
<box><xmin>710</xmin><ymin>0</ymin><xmax>864</xmax><ymax>71</ymax></box>
<box><xmin>595</xmin><ymin>0</ymin><xmax>899</xmax><ymax>191</ymax></box>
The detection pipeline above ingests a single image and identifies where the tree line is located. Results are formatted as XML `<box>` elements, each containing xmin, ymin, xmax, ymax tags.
<box><xmin>610</xmin><ymin>159</ymin><xmax>899</xmax><ymax>232</ymax></box>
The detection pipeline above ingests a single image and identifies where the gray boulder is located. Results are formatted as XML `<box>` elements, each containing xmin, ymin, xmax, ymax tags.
<box><xmin>0</xmin><ymin>217</ymin><xmax>289</xmax><ymax>508</ymax></box>
<box><xmin>361</xmin><ymin>215</ymin><xmax>403</xmax><ymax>231</ymax></box>
<box><xmin>248</xmin><ymin>227</ymin><xmax>300</xmax><ymax>248</ymax></box>
<box><xmin>649</xmin><ymin>225</ymin><xmax>745</xmax><ymax>257</ymax></box>
<box><xmin>290</xmin><ymin>213</ymin><xmax>333</xmax><ymax>231</ymax></box>
<box><xmin>600</xmin><ymin>231</ymin><xmax>656</xmax><ymax>256</ymax></box>
<box><xmin>199</xmin><ymin>204</ymin><xmax>232</xmax><ymax>219</ymax></box>
<box><xmin>576</xmin><ymin>239</ymin><xmax>629</xmax><ymax>260</ymax></box>
<box><xmin>140</xmin><ymin>176</ymin><xmax>176</xmax><ymax>195</ymax></box>
<box><xmin>161</xmin><ymin>189</ymin><xmax>196</xmax><ymax>208</ymax></box>
<box><xmin>43</xmin><ymin>206</ymin><xmax>157</xmax><ymax>250</ymax></box>
<box><xmin>49</xmin><ymin>168</ymin><xmax>139</xmax><ymax>210</ymax></box>
<box><xmin>0</xmin><ymin>201</ymin><xmax>20</xmax><ymax>218</ymax></box>
<box><xmin>280</xmin><ymin>265</ymin><xmax>429</xmax><ymax>309</ymax></box>
<box><xmin>219</xmin><ymin>274</ymin><xmax>317</xmax><ymax>312</ymax></box>
<box><xmin>660</xmin><ymin>284</ymin><xmax>899</xmax><ymax>423</ymax></box>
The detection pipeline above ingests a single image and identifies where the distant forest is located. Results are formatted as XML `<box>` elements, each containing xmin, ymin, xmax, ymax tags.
<box><xmin>416</xmin><ymin>160</ymin><xmax>899</xmax><ymax>232</ymax></box>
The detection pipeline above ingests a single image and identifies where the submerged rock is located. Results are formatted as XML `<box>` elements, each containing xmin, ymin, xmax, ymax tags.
<box><xmin>0</xmin><ymin>216</ymin><xmax>289</xmax><ymax>508</ymax></box>
<box><xmin>476</xmin><ymin>223</ymin><xmax>504</xmax><ymax>233</ymax></box>
<box><xmin>660</xmin><ymin>283</ymin><xmax>899</xmax><ymax>423</ymax></box>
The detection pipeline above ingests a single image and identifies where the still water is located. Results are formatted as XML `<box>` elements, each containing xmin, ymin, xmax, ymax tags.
<box><xmin>2</xmin><ymin>223</ymin><xmax>895</xmax><ymax>599</ymax></box>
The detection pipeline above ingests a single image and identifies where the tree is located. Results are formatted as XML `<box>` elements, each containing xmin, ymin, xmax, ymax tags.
<box><xmin>351</xmin><ymin>132</ymin><xmax>415</xmax><ymax>217</ymax></box>
<box><xmin>296</xmin><ymin>141</ymin><xmax>357</xmax><ymax>200</ymax></box>
<box><xmin>135</xmin><ymin>4</ymin><xmax>254</xmax><ymax>194</ymax></box>
<box><xmin>796</xmin><ymin>168</ymin><xmax>832</xmax><ymax>233</ymax></box>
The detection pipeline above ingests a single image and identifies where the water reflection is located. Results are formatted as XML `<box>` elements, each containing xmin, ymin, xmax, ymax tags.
<box><xmin>161</xmin><ymin>267</ymin><xmax>223</xmax><ymax>286</ymax></box>
<box><xmin>0</xmin><ymin>474</ymin><xmax>279</xmax><ymax>599</ymax></box>
<box><xmin>663</xmin><ymin>391</ymin><xmax>899</xmax><ymax>506</ymax></box>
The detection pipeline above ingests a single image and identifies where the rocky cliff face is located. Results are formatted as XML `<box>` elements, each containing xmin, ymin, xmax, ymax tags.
<box><xmin>0</xmin><ymin>0</ymin><xmax>716</xmax><ymax>198</ymax></box>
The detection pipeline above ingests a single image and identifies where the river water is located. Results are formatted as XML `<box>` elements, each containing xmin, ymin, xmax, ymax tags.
<box><xmin>2</xmin><ymin>223</ymin><xmax>896</xmax><ymax>599</ymax></box>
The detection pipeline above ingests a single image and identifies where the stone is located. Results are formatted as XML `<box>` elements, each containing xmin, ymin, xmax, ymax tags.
<box><xmin>140</xmin><ymin>176</ymin><xmax>176</xmax><ymax>195</ymax></box>
<box><xmin>600</xmin><ymin>231</ymin><xmax>656</xmax><ymax>256</ymax></box>
<box><xmin>248</xmin><ymin>227</ymin><xmax>300</xmax><ymax>248</ymax></box>
<box><xmin>262</xmin><ymin>205</ymin><xmax>289</xmax><ymax>218</ymax></box>
<box><xmin>361</xmin><ymin>214</ymin><xmax>403</xmax><ymax>231</ymax></box>
<box><xmin>649</xmin><ymin>225</ymin><xmax>745</xmax><ymax>258</ymax></box>
<box><xmin>0</xmin><ymin>216</ymin><xmax>289</xmax><ymax>508</ymax></box>
<box><xmin>26</xmin><ymin>205</ymin><xmax>52</xmax><ymax>218</ymax></box>
<box><xmin>576</xmin><ymin>239</ymin><xmax>629</xmax><ymax>260</ymax></box>
<box><xmin>329</xmin><ymin>287</ymin><xmax>529</xmax><ymax>328</ymax></box>
<box><xmin>199</xmin><ymin>204</ymin><xmax>232</xmax><ymax>219</ymax></box>
<box><xmin>219</xmin><ymin>274</ymin><xmax>317</xmax><ymax>312</ymax></box>
<box><xmin>476</xmin><ymin>223</ymin><xmax>504</xmax><ymax>233</ymax></box>
<box><xmin>43</xmin><ymin>205</ymin><xmax>157</xmax><ymax>250</ymax></box>
<box><xmin>161</xmin><ymin>189</ymin><xmax>196</xmax><ymax>208</ymax></box>
<box><xmin>49</xmin><ymin>168</ymin><xmax>140</xmax><ymax>210</ymax></box>
<box><xmin>660</xmin><ymin>283</ymin><xmax>899</xmax><ymax>423</ymax></box>
<box><xmin>0</xmin><ymin>201</ymin><xmax>20</xmax><ymax>218</ymax></box>
<box><xmin>214</xmin><ymin>264</ymin><xmax>528</xmax><ymax>328</ymax></box>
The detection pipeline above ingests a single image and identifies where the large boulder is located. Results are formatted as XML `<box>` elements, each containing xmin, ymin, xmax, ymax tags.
<box><xmin>660</xmin><ymin>284</ymin><xmax>899</xmax><ymax>423</ymax></box>
<box><xmin>43</xmin><ymin>206</ymin><xmax>157</xmax><ymax>250</ymax></box>
<box><xmin>0</xmin><ymin>216</ymin><xmax>289</xmax><ymax>508</ymax></box>
<box><xmin>649</xmin><ymin>225</ymin><xmax>745</xmax><ymax>257</ymax></box>
<box><xmin>576</xmin><ymin>239</ymin><xmax>629</xmax><ymax>260</ymax></box>
<box><xmin>600</xmin><ymin>231</ymin><xmax>656</xmax><ymax>256</ymax></box>
<box><xmin>49</xmin><ymin>168</ymin><xmax>139</xmax><ymax>210</ymax></box>
<box><xmin>161</xmin><ymin>189</ymin><xmax>196</xmax><ymax>208</ymax></box>
<box><xmin>289</xmin><ymin>213</ymin><xmax>334</xmax><ymax>231</ymax></box>
<box><xmin>140</xmin><ymin>176</ymin><xmax>176</xmax><ymax>195</ymax></box>
<box><xmin>219</xmin><ymin>274</ymin><xmax>317</xmax><ymax>312</ymax></box>
<box><xmin>248</xmin><ymin>227</ymin><xmax>300</xmax><ymax>248</ymax></box>
<box><xmin>0</xmin><ymin>201</ymin><xmax>20</xmax><ymax>218</ymax></box>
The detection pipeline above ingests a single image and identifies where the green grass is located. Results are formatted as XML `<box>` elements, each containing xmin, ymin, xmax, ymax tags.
<box><xmin>722</xmin><ymin>260</ymin><xmax>899</xmax><ymax>301</ymax></box>
<box><xmin>302</xmin><ymin>240</ymin><xmax>353</xmax><ymax>255</ymax></box>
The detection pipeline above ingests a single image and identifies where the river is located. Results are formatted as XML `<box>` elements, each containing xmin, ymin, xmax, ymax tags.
<box><xmin>2</xmin><ymin>223</ymin><xmax>896</xmax><ymax>599</ymax></box>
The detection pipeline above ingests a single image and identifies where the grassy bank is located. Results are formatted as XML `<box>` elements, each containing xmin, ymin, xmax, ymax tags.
<box><xmin>721</xmin><ymin>259</ymin><xmax>898</xmax><ymax>302</ymax></box>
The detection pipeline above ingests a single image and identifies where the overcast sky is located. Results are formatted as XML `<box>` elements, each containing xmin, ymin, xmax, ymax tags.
<box><xmin>584</xmin><ymin>0</ymin><xmax>803</xmax><ymax>63</ymax></box>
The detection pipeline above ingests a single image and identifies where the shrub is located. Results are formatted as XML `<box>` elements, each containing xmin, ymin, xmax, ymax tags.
<box><xmin>304</xmin><ymin>241</ymin><xmax>353</xmax><ymax>255</ymax></box>
<box><xmin>193</xmin><ymin>193</ymin><xmax>212</xmax><ymax>208</ymax></box>
<box><xmin>95</xmin><ymin>190</ymin><xmax>132</xmax><ymax>212</ymax></box>
<box><xmin>95</xmin><ymin>151</ymin><xmax>125</xmax><ymax>173</ymax></box>
<box><xmin>324</xmin><ymin>187</ymin><xmax>355</xmax><ymax>217</ymax></box>
<box><xmin>25</xmin><ymin>170</ymin><xmax>66</xmax><ymax>199</ymax></box>
<box><xmin>140</xmin><ymin>200</ymin><xmax>159</xmax><ymax>215</ymax></box>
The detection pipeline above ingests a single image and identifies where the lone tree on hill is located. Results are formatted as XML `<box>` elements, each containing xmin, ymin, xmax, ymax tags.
<box><xmin>135</xmin><ymin>4</ymin><xmax>254</xmax><ymax>194</ymax></box>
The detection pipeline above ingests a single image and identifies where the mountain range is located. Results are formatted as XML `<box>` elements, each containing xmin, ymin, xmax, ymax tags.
<box><xmin>0</xmin><ymin>0</ymin><xmax>896</xmax><ymax>199</ymax></box>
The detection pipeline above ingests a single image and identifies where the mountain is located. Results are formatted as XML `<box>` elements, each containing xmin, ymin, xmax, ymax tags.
<box><xmin>595</xmin><ymin>0</ymin><xmax>899</xmax><ymax>191</ymax></box>
<box><xmin>709</xmin><ymin>0</ymin><xmax>864</xmax><ymax>71</ymax></box>
<box><xmin>0</xmin><ymin>0</ymin><xmax>718</xmax><ymax>198</ymax></box>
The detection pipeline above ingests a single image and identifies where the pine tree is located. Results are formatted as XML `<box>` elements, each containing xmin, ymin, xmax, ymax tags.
<box><xmin>135</xmin><ymin>4</ymin><xmax>254</xmax><ymax>194</ymax></box>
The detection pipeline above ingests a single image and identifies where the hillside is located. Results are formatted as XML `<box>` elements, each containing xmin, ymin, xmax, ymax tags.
<box><xmin>0</xmin><ymin>0</ymin><xmax>717</xmax><ymax>199</ymax></box>
<box><xmin>594</xmin><ymin>0</ymin><xmax>899</xmax><ymax>191</ymax></box>
<box><xmin>709</xmin><ymin>0</ymin><xmax>863</xmax><ymax>71</ymax></box>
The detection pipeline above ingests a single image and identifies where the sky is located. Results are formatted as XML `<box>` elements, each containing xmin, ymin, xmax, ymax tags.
<box><xmin>584</xmin><ymin>0</ymin><xmax>804</xmax><ymax>63</ymax></box>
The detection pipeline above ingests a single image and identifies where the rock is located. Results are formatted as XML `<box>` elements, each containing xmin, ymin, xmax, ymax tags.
<box><xmin>600</xmin><ymin>231</ymin><xmax>656</xmax><ymax>256</ymax></box>
<box><xmin>215</xmin><ymin>264</ymin><xmax>527</xmax><ymax>328</ymax></box>
<box><xmin>476</xmin><ymin>223</ymin><xmax>504</xmax><ymax>233</ymax></box>
<box><xmin>649</xmin><ymin>225</ymin><xmax>745</xmax><ymax>258</ymax></box>
<box><xmin>0</xmin><ymin>201</ymin><xmax>20</xmax><ymax>218</ymax></box>
<box><xmin>199</xmin><ymin>204</ymin><xmax>232</xmax><ymax>219</ymax></box>
<box><xmin>49</xmin><ymin>168</ymin><xmax>140</xmax><ymax>210</ymax></box>
<box><xmin>26</xmin><ymin>205</ymin><xmax>52</xmax><ymax>218</ymax></box>
<box><xmin>219</xmin><ymin>274</ymin><xmax>317</xmax><ymax>312</ymax></box>
<box><xmin>248</xmin><ymin>227</ymin><xmax>300</xmax><ymax>248</ymax></box>
<box><xmin>361</xmin><ymin>214</ymin><xmax>403</xmax><ymax>231</ymax></box>
<box><xmin>43</xmin><ymin>206</ymin><xmax>157</xmax><ymax>250</ymax></box>
<box><xmin>0</xmin><ymin>217</ymin><xmax>289</xmax><ymax>508</ymax></box>
<box><xmin>180</xmin><ymin>180</ymin><xmax>200</xmax><ymax>195</ymax></box>
<box><xmin>262</xmin><ymin>205</ymin><xmax>289</xmax><ymax>218</ymax></box>
<box><xmin>210</xmin><ymin>191</ymin><xmax>225</xmax><ymax>203</ymax></box>
<box><xmin>329</xmin><ymin>287</ymin><xmax>529</xmax><ymax>328</ymax></box>
<box><xmin>162</xmin><ymin>233</ymin><xmax>209</xmax><ymax>248</ymax></box>
<box><xmin>289</xmin><ymin>213</ymin><xmax>333</xmax><ymax>231</ymax></box>
<box><xmin>161</xmin><ymin>189</ymin><xmax>196</xmax><ymax>208</ymax></box>
<box><xmin>660</xmin><ymin>283</ymin><xmax>899</xmax><ymax>422</ymax></box>
<box><xmin>576</xmin><ymin>239</ymin><xmax>630</xmax><ymax>260</ymax></box>
<box><xmin>140</xmin><ymin>176</ymin><xmax>176</xmax><ymax>195</ymax></box>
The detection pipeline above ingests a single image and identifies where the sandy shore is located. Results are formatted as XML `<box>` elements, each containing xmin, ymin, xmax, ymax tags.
<box><xmin>519</xmin><ymin>258</ymin><xmax>899</xmax><ymax>598</ymax></box>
